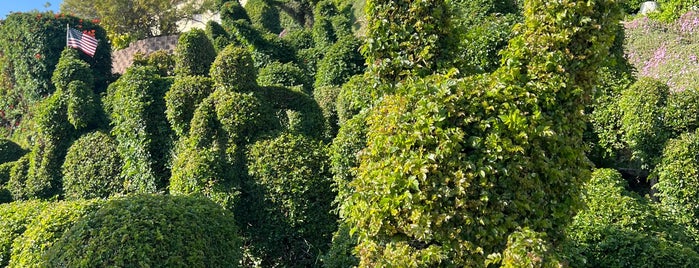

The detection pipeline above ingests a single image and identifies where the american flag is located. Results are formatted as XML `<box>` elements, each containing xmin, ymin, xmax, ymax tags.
<box><xmin>67</xmin><ymin>26</ymin><xmax>98</xmax><ymax>57</ymax></box>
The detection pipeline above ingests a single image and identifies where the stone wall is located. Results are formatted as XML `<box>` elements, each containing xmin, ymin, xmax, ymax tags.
<box><xmin>112</xmin><ymin>35</ymin><xmax>180</xmax><ymax>74</ymax></box>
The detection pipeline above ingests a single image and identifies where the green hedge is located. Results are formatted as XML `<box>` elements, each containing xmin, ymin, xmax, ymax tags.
<box><xmin>314</xmin><ymin>86</ymin><xmax>340</xmax><ymax>141</ymax></box>
<box><xmin>0</xmin><ymin>200</ymin><xmax>49</xmax><ymax>267</ymax></box>
<box><xmin>165</xmin><ymin>76</ymin><xmax>215</xmax><ymax>137</ymax></box>
<box><xmin>257</xmin><ymin>86</ymin><xmax>324</xmax><ymax>139</ymax></box>
<box><xmin>314</xmin><ymin>35</ymin><xmax>365</xmax><ymax>88</ymax></box>
<box><xmin>257</xmin><ymin>61</ymin><xmax>312</xmax><ymax>94</ymax></box>
<box><xmin>66</xmin><ymin>80</ymin><xmax>100</xmax><ymax>130</ymax></box>
<box><xmin>133</xmin><ymin>50</ymin><xmax>176</xmax><ymax>77</ymax></box>
<box><xmin>106</xmin><ymin>66</ymin><xmax>172</xmax><ymax>194</ymax></box>
<box><xmin>8</xmin><ymin>199</ymin><xmax>100</xmax><ymax>268</ymax></box>
<box><xmin>5</xmin><ymin>155</ymin><xmax>30</xmax><ymax>201</ymax></box>
<box><xmin>244</xmin><ymin>133</ymin><xmax>336</xmax><ymax>267</ymax></box>
<box><xmin>51</xmin><ymin>48</ymin><xmax>94</xmax><ymax>92</ymax></box>
<box><xmin>175</xmin><ymin>29</ymin><xmax>217</xmax><ymax>77</ymax></box>
<box><xmin>245</xmin><ymin>0</ymin><xmax>282</xmax><ymax>34</ymax></box>
<box><xmin>45</xmin><ymin>194</ymin><xmax>242</xmax><ymax>268</ymax></box>
<box><xmin>0</xmin><ymin>139</ymin><xmax>25</xmax><ymax>164</ymax></box>
<box><xmin>205</xmin><ymin>21</ymin><xmax>231</xmax><ymax>52</ymax></box>
<box><xmin>210</xmin><ymin>44</ymin><xmax>258</xmax><ymax>91</ymax></box>
<box><xmin>62</xmin><ymin>131</ymin><xmax>123</xmax><ymax>200</ymax></box>
<box><xmin>665</xmin><ymin>88</ymin><xmax>699</xmax><ymax>136</ymax></box>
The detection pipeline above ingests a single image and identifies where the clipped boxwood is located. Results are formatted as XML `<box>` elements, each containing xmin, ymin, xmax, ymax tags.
<box><xmin>174</xmin><ymin>29</ymin><xmax>217</xmax><ymax>77</ymax></box>
<box><xmin>210</xmin><ymin>44</ymin><xmax>258</xmax><ymax>91</ymax></box>
<box><xmin>257</xmin><ymin>86</ymin><xmax>324</xmax><ymax>139</ymax></box>
<box><xmin>165</xmin><ymin>76</ymin><xmax>215</xmax><ymax>137</ymax></box>
<box><xmin>51</xmin><ymin>48</ymin><xmax>94</xmax><ymax>92</ymax></box>
<box><xmin>244</xmin><ymin>133</ymin><xmax>336</xmax><ymax>267</ymax></box>
<box><xmin>62</xmin><ymin>131</ymin><xmax>123</xmax><ymax>200</ymax></box>
<box><xmin>5</xmin><ymin>155</ymin><xmax>30</xmax><ymax>201</ymax></box>
<box><xmin>8</xmin><ymin>199</ymin><xmax>101</xmax><ymax>268</ymax></box>
<box><xmin>0</xmin><ymin>200</ymin><xmax>49</xmax><ymax>267</ymax></box>
<box><xmin>314</xmin><ymin>85</ymin><xmax>341</xmax><ymax>141</ymax></box>
<box><xmin>205</xmin><ymin>21</ymin><xmax>231</xmax><ymax>52</ymax></box>
<box><xmin>66</xmin><ymin>80</ymin><xmax>100</xmax><ymax>131</ymax></box>
<box><xmin>244</xmin><ymin>0</ymin><xmax>282</xmax><ymax>34</ymax></box>
<box><xmin>664</xmin><ymin>88</ymin><xmax>699</xmax><ymax>136</ymax></box>
<box><xmin>45</xmin><ymin>194</ymin><xmax>242</xmax><ymax>268</ymax></box>
<box><xmin>257</xmin><ymin>61</ymin><xmax>312</xmax><ymax>94</ymax></box>
<box><xmin>314</xmin><ymin>35</ymin><xmax>365</xmax><ymax>88</ymax></box>
<box><xmin>0</xmin><ymin>139</ymin><xmax>25</xmax><ymax>164</ymax></box>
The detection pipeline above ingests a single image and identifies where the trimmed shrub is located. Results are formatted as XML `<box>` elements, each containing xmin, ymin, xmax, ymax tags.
<box><xmin>282</xmin><ymin>29</ymin><xmax>314</xmax><ymax>50</ymax></box>
<box><xmin>51</xmin><ymin>48</ymin><xmax>94</xmax><ymax>92</ymax></box>
<box><xmin>165</xmin><ymin>76</ymin><xmax>215</xmax><ymax>137</ymax></box>
<box><xmin>654</xmin><ymin>131</ymin><xmax>699</xmax><ymax>233</ymax></box>
<box><xmin>619</xmin><ymin>77</ymin><xmax>671</xmax><ymax>170</ymax></box>
<box><xmin>0</xmin><ymin>200</ymin><xmax>49</xmax><ymax>267</ymax></box>
<box><xmin>6</xmin><ymin>155</ymin><xmax>30</xmax><ymax>201</ymax></box>
<box><xmin>257</xmin><ymin>86</ymin><xmax>324</xmax><ymax>139</ymax></box>
<box><xmin>0</xmin><ymin>139</ymin><xmax>25</xmax><ymax>164</ymax></box>
<box><xmin>8</xmin><ymin>199</ymin><xmax>101</xmax><ymax>268</ymax></box>
<box><xmin>220</xmin><ymin>0</ymin><xmax>250</xmax><ymax>24</ymax></box>
<box><xmin>62</xmin><ymin>131</ymin><xmax>123</xmax><ymax>200</ymax></box>
<box><xmin>336</xmin><ymin>74</ymin><xmax>375</xmax><ymax>125</ymax></box>
<box><xmin>174</xmin><ymin>29</ymin><xmax>217</xmax><ymax>77</ymax></box>
<box><xmin>458</xmin><ymin>13</ymin><xmax>519</xmax><ymax>74</ymax></box>
<box><xmin>566</xmin><ymin>169</ymin><xmax>699</xmax><ymax>267</ymax></box>
<box><xmin>314</xmin><ymin>86</ymin><xmax>340</xmax><ymax>141</ymax></box>
<box><xmin>244</xmin><ymin>133</ymin><xmax>336</xmax><ymax>267</ymax></box>
<box><xmin>205</xmin><ymin>21</ymin><xmax>231</xmax><ymax>52</ymax></box>
<box><xmin>500</xmin><ymin>229</ymin><xmax>564</xmax><ymax>268</ymax></box>
<box><xmin>0</xmin><ymin>187</ymin><xmax>10</xmax><ymax>204</ymax></box>
<box><xmin>214</xmin><ymin>89</ymin><xmax>278</xmax><ymax>145</ymax></box>
<box><xmin>665</xmin><ymin>88</ymin><xmax>699</xmax><ymax>136</ymax></box>
<box><xmin>296</xmin><ymin>47</ymin><xmax>324</xmax><ymax>79</ymax></box>
<box><xmin>107</xmin><ymin>66</ymin><xmax>172</xmax><ymax>194</ymax></box>
<box><xmin>314</xmin><ymin>35</ymin><xmax>365</xmax><ymax>88</ymax></box>
<box><xmin>0</xmin><ymin>162</ymin><xmax>13</xmax><ymax>186</ymax></box>
<box><xmin>46</xmin><ymin>195</ymin><xmax>242</xmax><ymax>267</ymax></box>
<box><xmin>210</xmin><ymin>44</ymin><xmax>258</xmax><ymax>91</ymax></box>
<box><xmin>225</xmin><ymin>20</ymin><xmax>297</xmax><ymax>67</ymax></box>
<box><xmin>133</xmin><ymin>50</ymin><xmax>176</xmax><ymax>77</ymax></box>
<box><xmin>257</xmin><ymin>61</ymin><xmax>312</xmax><ymax>94</ymax></box>
<box><xmin>66</xmin><ymin>80</ymin><xmax>100</xmax><ymax>130</ymax></box>
<box><xmin>245</xmin><ymin>0</ymin><xmax>282</xmax><ymax>34</ymax></box>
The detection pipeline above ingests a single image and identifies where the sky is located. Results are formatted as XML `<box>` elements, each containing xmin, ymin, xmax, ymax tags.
<box><xmin>0</xmin><ymin>0</ymin><xmax>62</xmax><ymax>19</ymax></box>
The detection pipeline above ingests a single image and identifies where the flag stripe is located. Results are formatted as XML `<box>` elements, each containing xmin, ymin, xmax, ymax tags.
<box><xmin>67</xmin><ymin>28</ymin><xmax>98</xmax><ymax>57</ymax></box>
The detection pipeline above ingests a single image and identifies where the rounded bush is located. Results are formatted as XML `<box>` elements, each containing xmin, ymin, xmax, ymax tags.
<box><xmin>62</xmin><ymin>131</ymin><xmax>123</xmax><ymax>200</ymax></box>
<box><xmin>245</xmin><ymin>133</ymin><xmax>336</xmax><ymax>267</ymax></box>
<box><xmin>210</xmin><ymin>45</ymin><xmax>258</xmax><ymax>91</ymax></box>
<box><xmin>257</xmin><ymin>61</ymin><xmax>312</xmax><ymax>94</ymax></box>
<box><xmin>214</xmin><ymin>90</ymin><xmax>277</xmax><ymax>144</ymax></box>
<box><xmin>6</xmin><ymin>155</ymin><xmax>30</xmax><ymax>201</ymax></box>
<box><xmin>8</xmin><ymin>199</ymin><xmax>101</xmax><ymax>267</ymax></box>
<box><xmin>0</xmin><ymin>200</ymin><xmax>49</xmax><ymax>267</ymax></box>
<box><xmin>46</xmin><ymin>194</ymin><xmax>242</xmax><ymax>268</ymax></box>
<box><xmin>66</xmin><ymin>80</ymin><xmax>99</xmax><ymax>130</ymax></box>
<box><xmin>133</xmin><ymin>50</ymin><xmax>176</xmax><ymax>77</ymax></box>
<box><xmin>175</xmin><ymin>29</ymin><xmax>217</xmax><ymax>77</ymax></box>
<box><xmin>51</xmin><ymin>48</ymin><xmax>94</xmax><ymax>92</ymax></box>
<box><xmin>257</xmin><ymin>86</ymin><xmax>324</xmax><ymax>139</ymax></box>
<box><xmin>0</xmin><ymin>162</ymin><xmax>13</xmax><ymax>187</ymax></box>
<box><xmin>165</xmin><ymin>76</ymin><xmax>215</xmax><ymax>137</ymax></box>
<box><xmin>282</xmin><ymin>29</ymin><xmax>314</xmax><ymax>50</ymax></box>
<box><xmin>0</xmin><ymin>139</ymin><xmax>25</xmax><ymax>164</ymax></box>
<box><xmin>665</xmin><ymin>88</ymin><xmax>699</xmax><ymax>136</ymax></box>
<box><xmin>220</xmin><ymin>0</ymin><xmax>250</xmax><ymax>24</ymax></box>
<box><xmin>245</xmin><ymin>0</ymin><xmax>282</xmax><ymax>34</ymax></box>
<box><xmin>500</xmin><ymin>229</ymin><xmax>563</xmax><ymax>268</ymax></box>
<box><xmin>315</xmin><ymin>35</ymin><xmax>365</xmax><ymax>88</ymax></box>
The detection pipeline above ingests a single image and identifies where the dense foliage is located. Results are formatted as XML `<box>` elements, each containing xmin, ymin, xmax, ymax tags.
<box><xmin>174</xmin><ymin>29</ymin><xmax>218</xmax><ymax>77</ymax></box>
<box><xmin>61</xmin><ymin>131</ymin><xmax>123</xmax><ymax>200</ymax></box>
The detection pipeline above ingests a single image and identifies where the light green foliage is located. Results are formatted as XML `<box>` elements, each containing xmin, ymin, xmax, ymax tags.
<box><xmin>654</xmin><ymin>131</ymin><xmax>699</xmax><ymax>234</ymax></box>
<box><xmin>566</xmin><ymin>169</ymin><xmax>699</xmax><ymax>267</ymax></box>
<box><xmin>619</xmin><ymin>77</ymin><xmax>670</xmax><ymax>170</ymax></box>
<box><xmin>245</xmin><ymin>0</ymin><xmax>282</xmax><ymax>34</ymax></box>
<box><xmin>66</xmin><ymin>80</ymin><xmax>100</xmax><ymax>130</ymax></box>
<box><xmin>210</xmin><ymin>44</ymin><xmax>258</xmax><ymax>91</ymax></box>
<box><xmin>0</xmin><ymin>139</ymin><xmax>25</xmax><ymax>164</ymax></box>
<box><xmin>653</xmin><ymin>0</ymin><xmax>699</xmax><ymax>21</ymax></box>
<box><xmin>45</xmin><ymin>194</ymin><xmax>242</xmax><ymax>268</ymax></box>
<box><xmin>0</xmin><ymin>200</ymin><xmax>49</xmax><ymax>267</ymax></box>
<box><xmin>341</xmin><ymin>0</ymin><xmax>623</xmax><ymax>265</ymax></box>
<box><xmin>245</xmin><ymin>133</ymin><xmax>336</xmax><ymax>267</ymax></box>
<box><xmin>175</xmin><ymin>29</ymin><xmax>218</xmax><ymax>77</ymax></box>
<box><xmin>314</xmin><ymin>86</ymin><xmax>340</xmax><ymax>141</ymax></box>
<box><xmin>458</xmin><ymin>14</ymin><xmax>520</xmax><ymax>74</ymax></box>
<box><xmin>500</xmin><ymin>229</ymin><xmax>564</xmax><ymax>268</ymax></box>
<box><xmin>664</xmin><ymin>88</ymin><xmax>699</xmax><ymax>136</ymax></box>
<box><xmin>257</xmin><ymin>61</ymin><xmax>312</xmax><ymax>93</ymax></box>
<box><xmin>62</xmin><ymin>131</ymin><xmax>123</xmax><ymax>200</ymax></box>
<box><xmin>314</xmin><ymin>35</ymin><xmax>365</xmax><ymax>88</ymax></box>
<box><xmin>51</xmin><ymin>49</ymin><xmax>94</xmax><ymax>92</ymax></box>
<box><xmin>107</xmin><ymin>66</ymin><xmax>172</xmax><ymax>194</ymax></box>
<box><xmin>6</xmin><ymin>155</ymin><xmax>30</xmax><ymax>201</ymax></box>
<box><xmin>165</xmin><ymin>76</ymin><xmax>215</xmax><ymax>137</ymax></box>
<box><xmin>8</xmin><ymin>199</ymin><xmax>100</xmax><ymax>268</ymax></box>
<box><xmin>335</xmin><ymin>74</ymin><xmax>375</xmax><ymax>125</ymax></box>
<box><xmin>257</xmin><ymin>86</ymin><xmax>324</xmax><ymax>139</ymax></box>
<box><xmin>133</xmin><ymin>50</ymin><xmax>176</xmax><ymax>77</ymax></box>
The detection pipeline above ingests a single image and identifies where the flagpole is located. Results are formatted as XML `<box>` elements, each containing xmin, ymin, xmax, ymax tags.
<box><xmin>66</xmin><ymin>24</ymin><xmax>69</xmax><ymax>47</ymax></box>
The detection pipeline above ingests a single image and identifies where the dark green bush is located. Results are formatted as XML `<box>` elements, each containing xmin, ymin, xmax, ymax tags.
<box><xmin>257</xmin><ymin>61</ymin><xmax>312</xmax><ymax>94</ymax></box>
<box><xmin>0</xmin><ymin>162</ymin><xmax>13</xmax><ymax>187</ymax></box>
<box><xmin>296</xmin><ymin>47</ymin><xmax>324</xmax><ymax>79</ymax></box>
<box><xmin>225</xmin><ymin>20</ymin><xmax>297</xmax><ymax>67</ymax></box>
<box><xmin>107</xmin><ymin>66</ymin><xmax>172</xmax><ymax>194</ymax></box>
<box><xmin>314</xmin><ymin>86</ymin><xmax>340</xmax><ymax>141</ymax></box>
<box><xmin>51</xmin><ymin>48</ymin><xmax>94</xmax><ymax>92</ymax></box>
<box><xmin>566</xmin><ymin>169</ymin><xmax>699</xmax><ymax>267</ymax></box>
<box><xmin>314</xmin><ymin>35</ymin><xmax>365</xmax><ymax>88</ymax></box>
<box><xmin>458</xmin><ymin>13</ymin><xmax>519</xmax><ymax>74</ymax></box>
<box><xmin>214</xmin><ymin>89</ymin><xmax>278</xmax><ymax>145</ymax></box>
<box><xmin>282</xmin><ymin>29</ymin><xmax>314</xmax><ymax>50</ymax></box>
<box><xmin>205</xmin><ymin>21</ymin><xmax>231</xmax><ymax>52</ymax></box>
<box><xmin>46</xmin><ymin>194</ymin><xmax>242</xmax><ymax>268</ymax></box>
<box><xmin>0</xmin><ymin>139</ymin><xmax>25</xmax><ymax>164</ymax></box>
<box><xmin>210</xmin><ymin>44</ymin><xmax>258</xmax><ymax>91</ymax></box>
<box><xmin>257</xmin><ymin>86</ymin><xmax>324</xmax><ymax>139</ymax></box>
<box><xmin>6</xmin><ymin>155</ymin><xmax>30</xmax><ymax>201</ymax></box>
<box><xmin>244</xmin><ymin>133</ymin><xmax>336</xmax><ymax>267</ymax></box>
<box><xmin>336</xmin><ymin>74</ymin><xmax>375</xmax><ymax>125</ymax></box>
<box><xmin>619</xmin><ymin>77</ymin><xmax>671</xmax><ymax>170</ymax></box>
<box><xmin>8</xmin><ymin>199</ymin><xmax>101</xmax><ymax>267</ymax></box>
<box><xmin>66</xmin><ymin>80</ymin><xmax>100</xmax><ymax>130</ymax></box>
<box><xmin>174</xmin><ymin>29</ymin><xmax>217</xmax><ymax>77</ymax></box>
<box><xmin>62</xmin><ymin>131</ymin><xmax>123</xmax><ymax>200</ymax></box>
<box><xmin>0</xmin><ymin>187</ymin><xmax>10</xmax><ymax>204</ymax></box>
<box><xmin>133</xmin><ymin>50</ymin><xmax>176</xmax><ymax>77</ymax></box>
<box><xmin>665</xmin><ymin>88</ymin><xmax>699</xmax><ymax>136</ymax></box>
<box><xmin>500</xmin><ymin>229</ymin><xmax>564</xmax><ymax>268</ymax></box>
<box><xmin>165</xmin><ymin>76</ymin><xmax>215</xmax><ymax>137</ymax></box>
<box><xmin>322</xmin><ymin>223</ymin><xmax>359</xmax><ymax>268</ymax></box>
<box><xmin>0</xmin><ymin>200</ymin><xmax>49</xmax><ymax>267</ymax></box>
<box><xmin>245</xmin><ymin>0</ymin><xmax>282</xmax><ymax>34</ymax></box>
<box><xmin>220</xmin><ymin>0</ymin><xmax>250</xmax><ymax>24</ymax></box>
<box><xmin>654</xmin><ymin>131</ymin><xmax>699</xmax><ymax>233</ymax></box>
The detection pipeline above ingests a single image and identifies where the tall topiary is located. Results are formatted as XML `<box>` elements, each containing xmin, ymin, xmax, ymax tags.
<box><xmin>107</xmin><ymin>66</ymin><xmax>172</xmax><ymax>194</ymax></box>
<box><xmin>314</xmin><ymin>86</ymin><xmax>340</xmax><ymax>141</ymax></box>
<box><xmin>0</xmin><ymin>139</ymin><xmax>25</xmax><ymax>164</ymax></box>
<box><xmin>244</xmin><ymin>133</ymin><xmax>336</xmax><ymax>267</ymax></box>
<box><xmin>45</xmin><ymin>195</ymin><xmax>242</xmax><ymax>268</ymax></box>
<box><xmin>205</xmin><ymin>21</ymin><xmax>231</xmax><ymax>52</ymax></box>
<box><xmin>245</xmin><ymin>0</ymin><xmax>283</xmax><ymax>34</ymax></box>
<box><xmin>257</xmin><ymin>61</ymin><xmax>312</xmax><ymax>94</ymax></box>
<box><xmin>165</xmin><ymin>76</ymin><xmax>215</xmax><ymax>138</ymax></box>
<box><xmin>340</xmin><ymin>0</ymin><xmax>624</xmax><ymax>266</ymax></box>
<box><xmin>62</xmin><ymin>131</ymin><xmax>123</xmax><ymax>200</ymax></box>
<box><xmin>174</xmin><ymin>29</ymin><xmax>218</xmax><ymax>77</ymax></box>
<box><xmin>314</xmin><ymin>35</ymin><xmax>365</xmax><ymax>88</ymax></box>
<box><xmin>210</xmin><ymin>44</ymin><xmax>258</xmax><ymax>91</ymax></box>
